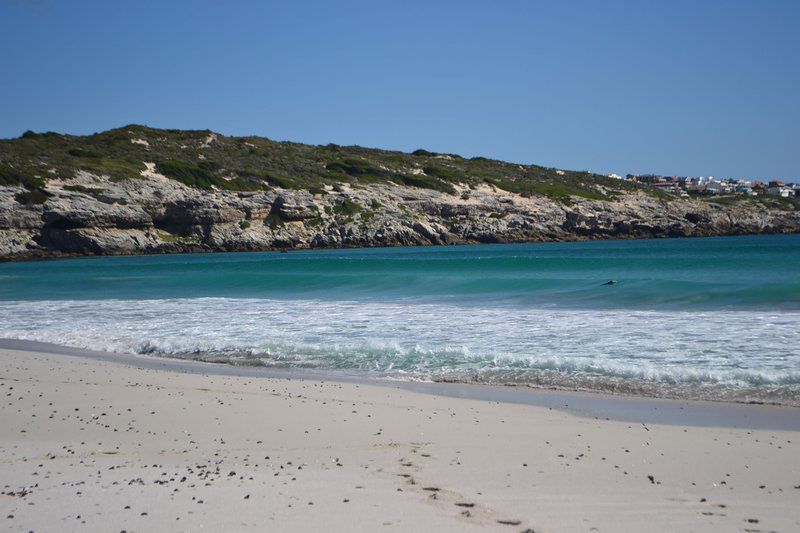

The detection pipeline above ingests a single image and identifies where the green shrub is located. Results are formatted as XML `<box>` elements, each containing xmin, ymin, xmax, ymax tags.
<box><xmin>68</xmin><ymin>148</ymin><xmax>102</xmax><ymax>158</ymax></box>
<box><xmin>156</xmin><ymin>160</ymin><xmax>216</xmax><ymax>188</ymax></box>
<box><xmin>158</xmin><ymin>232</ymin><xmax>199</xmax><ymax>243</ymax></box>
<box><xmin>0</xmin><ymin>163</ymin><xmax>45</xmax><ymax>189</ymax></box>
<box><xmin>235</xmin><ymin>167</ymin><xmax>295</xmax><ymax>189</ymax></box>
<box><xmin>20</xmin><ymin>130</ymin><xmax>60</xmax><ymax>139</ymax></box>
<box><xmin>326</xmin><ymin>158</ymin><xmax>389</xmax><ymax>178</ymax></box>
<box><xmin>15</xmin><ymin>189</ymin><xmax>50</xmax><ymax>204</ymax></box>
<box><xmin>397</xmin><ymin>173</ymin><xmax>456</xmax><ymax>194</ymax></box>
<box><xmin>263</xmin><ymin>172</ymin><xmax>296</xmax><ymax>189</ymax></box>
<box><xmin>486</xmin><ymin>177</ymin><xmax>607</xmax><ymax>203</ymax></box>
<box><xmin>423</xmin><ymin>164</ymin><xmax>457</xmax><ymax>180</ymax></box>
<box><xmin>333</xmin><ymin>198</ymin><xmax>362</xmax><ymax>216</ymax></box>
<box><xmin>157</xmin><ymin>160</ymin><xmax>262</xmax><ymax>191</ymax></box>
<box><xmin>265</xmin><ymin>211</ymin><xmax>283</xmax><ymax>229</ymax></box>
<box><xmin>325</xmin><ymin>158</ymin><xmax>457</xmax><ymax>194</ymax></box>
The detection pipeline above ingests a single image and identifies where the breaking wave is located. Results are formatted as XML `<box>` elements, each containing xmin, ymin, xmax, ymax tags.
<box><xmin>2</xmin><ymin>235</ymin><xmax>799</xmax><ymax>405</ymax></box>
<box><xmin>2</xmin><ymin>297</ymin><xmax>799</xmax><ymax>405</ymax></box>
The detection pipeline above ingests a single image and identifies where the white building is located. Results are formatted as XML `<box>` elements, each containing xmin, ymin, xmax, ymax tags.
<box><xmin>768</xmin><ymin>187</ymin><xmax>795</xmax><ymax>198</ymax></box>
<box><xmin>706</xmin><ymin>180</ymin><xmax>732</xmax><ymax>194</ymax></box>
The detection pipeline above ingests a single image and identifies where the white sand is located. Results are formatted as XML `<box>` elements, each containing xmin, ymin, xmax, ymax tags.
<box><xmin>1</xmin><ymin>347</ymin><xmax>798</xmax><ymax>532</ymax></box>
<box><xmin>139</xmin><ymin>162</ymin><xmax>166</xmax><ymax>181</ymax></box>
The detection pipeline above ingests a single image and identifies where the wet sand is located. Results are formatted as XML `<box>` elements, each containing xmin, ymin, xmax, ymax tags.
<box><xmin>2</xmin><ymin>343</ymin><xmax>799</xmax><ymax>532</ymax></box>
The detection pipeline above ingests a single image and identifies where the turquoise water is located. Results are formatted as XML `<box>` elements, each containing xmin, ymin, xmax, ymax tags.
<box><xmin>1</xmin><ymin>234</ymin><xmax>799</xmax><ymax>403</ymax></box>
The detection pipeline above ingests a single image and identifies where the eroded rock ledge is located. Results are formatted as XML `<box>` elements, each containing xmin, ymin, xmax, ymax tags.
<box><xmin>2</xmin><ymin>175</ymin><xmax>799</xmax><ymax>262</ymax></box>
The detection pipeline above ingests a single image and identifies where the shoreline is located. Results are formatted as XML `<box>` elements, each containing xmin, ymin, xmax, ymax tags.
<box><xmin>2</xmin><ymin>342</ymin><xmax>799</xmax><ymax>531</ymax></box>
<box><xmin>4</xmin><ymin>338</ymin><xmax>799</xmax><ymax>431</ymax></box>
<box><xmin>3</xmin><ymin>229</ymin><xmax>799</xmax><ymax>264</ymax></box>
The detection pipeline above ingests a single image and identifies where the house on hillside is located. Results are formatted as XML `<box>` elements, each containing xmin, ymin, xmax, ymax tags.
<box><xmin>767</xmin><ymin>186</ymin><xmax>795</xmax><ymax>198</ymax></box>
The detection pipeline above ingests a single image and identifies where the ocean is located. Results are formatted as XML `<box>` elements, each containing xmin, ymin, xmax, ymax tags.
<box><xmin>1</xmin><ymin>234</ymin><xmax>799</xmax><ymax>405</ymax></box>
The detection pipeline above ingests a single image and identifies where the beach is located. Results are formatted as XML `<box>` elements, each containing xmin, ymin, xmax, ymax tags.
<box><xmin>3</xmin><ymin>237</ymin><xmax>800</xmax><ymax>407</ymax></box>
<box><xmin>2</xmin><ymin>343</ymin><xmax>798</xmax><ymax>532</ymax></box>
<box><xmin>3</xmin><ymin>1</ymin><xmax>800</xmax><ymax>531</ymax></box>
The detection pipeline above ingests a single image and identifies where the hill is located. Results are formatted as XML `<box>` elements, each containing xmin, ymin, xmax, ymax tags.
<box><xmin>1</xmin><ymin>125</ymin><xmax>798</xmax><ymax>260</ymax></box>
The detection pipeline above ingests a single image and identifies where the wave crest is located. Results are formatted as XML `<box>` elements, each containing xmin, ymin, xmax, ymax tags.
<box><xmin>2</xmin><ymin>297</ymin><xmax>799</xmax><ymax>404</ymax></box>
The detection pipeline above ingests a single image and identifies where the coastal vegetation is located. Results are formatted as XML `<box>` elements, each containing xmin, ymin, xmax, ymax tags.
<box><xmin>157</xmin><ymin>232</ymin><xmax>200</xmax><ymax>244</ymax></box>
<box><xmin>2</xmin><ymin>125</ymin><xmax>799</xmax><ymax>262</ymax></box>
<box><xmin>1</xmin><ymin>125</ymin><xmax>658</xmax><ymax>202</ymax></box>
<box><xmin>706</xmin><ymin>193</ymin><xmax>800</xmax><ymax>209</ymax></box>
<box><xmin>0</xmin><ymin>162</ymin><xmax>45</xmax><ymax>190</ymax></box>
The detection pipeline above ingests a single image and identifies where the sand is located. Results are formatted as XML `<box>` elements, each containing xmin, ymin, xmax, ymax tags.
<box><xmin>1</xmin><ymin>345</ymin><xmax>799</xmax><ymax>532</ymax></box>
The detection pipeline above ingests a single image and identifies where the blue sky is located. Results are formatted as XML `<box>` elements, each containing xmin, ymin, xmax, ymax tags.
<box><xmin>1</xmin><ymin>0</ymin><xmax>798</xmax><ymax>181</ymax></box>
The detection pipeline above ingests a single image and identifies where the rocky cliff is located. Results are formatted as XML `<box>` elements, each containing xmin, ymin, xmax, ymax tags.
<box><xmin>1</xmin><ymin>126</ymin><xmax>799</xmax><ymax>261</ymax></box>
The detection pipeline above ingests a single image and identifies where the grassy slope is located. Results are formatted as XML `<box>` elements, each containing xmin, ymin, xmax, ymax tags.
<box><xmin>1</xmin><ymin>125</ymin><xmax>797</xmax><ymax>210</ymax></box>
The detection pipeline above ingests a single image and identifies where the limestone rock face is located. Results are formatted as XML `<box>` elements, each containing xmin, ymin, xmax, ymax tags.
<box><xmin>1</xmin><ymin>177</ymin><xmax>799</xmax><ymax>262</ymax></box>
<box><xmin>271</xmin><ymin>196</ymin><xmax>319</xmax><ymax>221</ymax></box>
<box><xmin>42</xmin><ymin>194</ymin><xmax>152</xmax><ymax>230</ymax></box>
<box><xmin>0</xmin><ymin>194</ymin><xmax>42</xmax><ymax>230</ymax></box>
<box><xmin>40</xmin><ymin>227</ymin><xmax>160</xmax><ymax>255</ymax></box>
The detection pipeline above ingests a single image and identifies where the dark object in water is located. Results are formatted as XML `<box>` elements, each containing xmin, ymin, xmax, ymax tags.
<box><xmin>602</xmin><ymin>280</ymin><xmax>617</xmax><ymax>285</ymax></box>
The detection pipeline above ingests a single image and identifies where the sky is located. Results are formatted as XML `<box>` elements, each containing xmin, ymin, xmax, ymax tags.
<box><xmin>1</xmin><ymin>0</ymin><xmax>798</xmax><ymax>181</ymax></box>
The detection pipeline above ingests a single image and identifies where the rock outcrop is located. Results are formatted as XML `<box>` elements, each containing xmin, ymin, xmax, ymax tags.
<box><xmin>2</xmin><ymin>125</ymin><xmax>799</xmax><ymax>261</ymax></box>
<box><xmin>2</xmin><ymin>177</ymin><xmax>799</xmax><ymax>261</ymax></box>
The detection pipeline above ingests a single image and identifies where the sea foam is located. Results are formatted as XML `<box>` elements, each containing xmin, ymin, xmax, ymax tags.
<box><xmin>2</xmin><ymin>297</ymin><xmax>799</xmax><ymax>404</ymax></box>
<box><xmin>2</xmin><ymin>235</ymin><xmax>799</xmax><ymax>404</ymax></box>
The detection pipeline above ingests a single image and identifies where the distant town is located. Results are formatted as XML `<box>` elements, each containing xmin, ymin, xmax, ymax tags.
<box><xmin>606</xmin><ymin>173</ymin><xmax>798</xmax><ymax>198</ymax></box>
